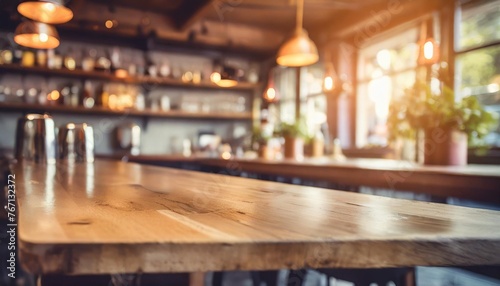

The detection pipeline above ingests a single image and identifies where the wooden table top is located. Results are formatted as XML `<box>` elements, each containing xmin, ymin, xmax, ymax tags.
<box><xmin>201</xmin><ymin>157</ymin><xmax>500</xmax><ymax>203</ymax></box>
<box><xmin>15</xmin><ymin>160</ymin><xmax>500</xmax><ymax>275</ymax></box>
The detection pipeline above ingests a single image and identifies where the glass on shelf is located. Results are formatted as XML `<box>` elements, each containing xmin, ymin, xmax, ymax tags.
<box><xmin>181</xmin><ymin>95</ymin><xmax>199</xmax><ymax>112</ymax></box>
<box><xmin>135</xmin><ymin>93</ymin><xmax>145</xmax><ymax>111</ymax></box>
<box><xmin>160</xmin><ymin>95</ymin><xmax>170</xmax><ymax>111</ymax></box>
<box><xmin>159</xmin><ymin>61</ymin><xmax>170</xmax><ymax>77</ymax></box>
<box><xmin>82</xmin><ymin>49</ymin><xmax>96</xmax><ymax>72</ymax></box>
<box><xmin>0</xmin><ymin>49</ymin><xmax>13</xmax><ymax>64</ymax></box>
<box><xmin>64</xmin><ymin>47</ymin><xmax>76</xmax><ymax>70</ymax></box>
<box><xmin>12</xmin><ymin>48</ymin><xmax>23</xmax><ymax>65</ymax></box>
<box><xmin>21</xmin><ymin>50</ymin><xmax>35</xmax><ymax>67</ymax></box>
<box><xmin>36</xmin><ymin>50</ymin><xmax>47</xmax><ymax>67</ymax></box>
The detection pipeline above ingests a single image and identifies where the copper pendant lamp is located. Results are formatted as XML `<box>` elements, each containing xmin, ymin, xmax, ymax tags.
<box><xmin>14</xmin><ymin>21</ymin><xmax>60</xmax><ymax>49</ymax></box>
<box><xmin>417</xmin><ymin>19</ymin><xmax>440</xmax><ymax>66</ymax></box>
<box><xmin>276</xmin><ymin>0</ymin><xmax>318</xmax><ymax>67</ymax></box>
<box><xmin>18</xmin><ymin>0</ymin><xmax>73</xmax><ymax>24</ymax></box>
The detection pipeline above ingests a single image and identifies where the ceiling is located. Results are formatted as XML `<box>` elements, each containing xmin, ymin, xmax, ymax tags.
<box><xmin>83</xmin><ymin>0</ymin><xmax>379</xmax><ymax>31</ymax></box>
<box><xmin>0</xmin><ymin>0</ymin><xmax>386</xmax><ymax>54</ymax></box>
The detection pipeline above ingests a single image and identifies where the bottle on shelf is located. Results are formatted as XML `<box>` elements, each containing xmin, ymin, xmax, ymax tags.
<box><xmin>21</xmin><ymin>49</ymin><xmax>35</xmax><ymax>67</ymax></box>
<box><xmin>110</xmin><ymin>47</ymin><xmax>121</xmax><ymax>72</ymax></box>
<box><xmin>36</xmin><ymin>50</ymin><xmax>47</xmax><ymax>67</ymax></box>
<box><xmin>38</xmin><ymin>89</ymin><xmax>47</xmax><ymax>105</ymax></box>
<box><xmin>95</xmin><ymin>49</ymin><xmax>111</xmax><ymax>72</ymax></box>
<box><xmin>135</xmin><ymin>93</ymin><xmax>145</xmax><ymax>111</ymax></box>
<box><xmin>82</xmin><ymin>81</ymin><xmax>95</xmax><ymax>108</ymax></box>
<box><xmin>146</xmin><ymin>55</ymin><xmax>158</xmax><ymax>77</ymax></box>
<box><xmin>64</xmin><ymin>48</ymin><xmax>76</xmax><ymax>70</ymax></box>
<box><xmin>82</xmin><ymin>48</ymin><xmax>97</xmax><ymax>72</ymax></box>
<box><xmin>0</xmin><ymin>44</ymin><xmax>13</xmax><ymax>65</ymax></box>
<box><xmin>60</xmin><ymin>86</ymin><xmax>71</xmax><ymax>106</ymax></box>
<box><xmin>48</xmin><ymin>50</ymin><xmax>63</xmax><ymax>69</ymax></box>
<box><xmin>12</xmin><ymin>46</ymin><xmax>23</xmax><ymax>65</ymax></box>
<box><xmin>70</xmin><ymin>85</ymin><xmax>80</xmax><ymax>107</ymax></box>
<box><xmin>159</xmin><ymin>61</ymin><xmax>170</xmax><ymax>77</ymax></box>
<box><xmin>99</xmin><ymin>84</ymin><xmax>110</xmax><ymax>108</ymax></box>
<box><xmin>25</xmin><ymin>88</ymin><xmax>38</xmax><ymax>104</ymax></box>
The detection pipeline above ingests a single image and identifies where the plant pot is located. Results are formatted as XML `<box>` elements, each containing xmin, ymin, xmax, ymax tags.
<box><xmin>283</xmin><ymin>137</ymin><xmax>304</xmax><ymax>160</ymax></box>
<box><xmin>423</xmin><ymin>128</ymin><xmax>467</xmax><ymax>166</ymax></box>
<box><xmin>258</xmin><ymin>144</ymin><xmax>273</xmax><ymax>160</ymax></box>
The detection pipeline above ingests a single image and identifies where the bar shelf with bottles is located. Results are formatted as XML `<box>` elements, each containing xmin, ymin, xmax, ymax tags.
<box><xmin>0</xmin><ymin>64</ymin><xmax>260</xmax><ymax>91</ymax></box>
<box><xmin>0</xmin><ymin>43</ymin><xmax>259</xmax><ymax>120</ymax></box>
<box><xmin>0</xmin><ymin>101</ymin><xmax>252</xmax><ymax>120</ymax></box>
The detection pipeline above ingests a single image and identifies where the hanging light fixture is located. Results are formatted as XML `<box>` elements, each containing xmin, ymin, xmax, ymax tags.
<box><xmin>18</xmin><ymin>0</ymin><xmax>73</xmax><ymax>24</ymax></box>
<box><xmin>417</xmin><ymin>19</ymin><xmax>439</xmax><ymax>66</ymax></box>
<box><xmin>263</xmin><ymin>67</ymin><xmax>279</xmax><ymax>102</ymax></box>
<box><xmin>322</xmin><ymin>52</ymin><xmax>339</xmax><ymax>94</ymax></box>
<box><xmin>14</xmin><ymin>21</ymin><xmax>60</xmax><ymax>49</ymax></box>
<box><xmin>276</xmin><ymin>0</ymin><xmax>318</xmax><ymax>67</ymax></box>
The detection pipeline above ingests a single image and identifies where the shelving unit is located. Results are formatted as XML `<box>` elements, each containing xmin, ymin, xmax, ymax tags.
<box><xmin>0</xmin><ymin>64</ymin><xmax>261</xmax><ymax>91</ymax></box>
<box><xmin>0</xmin><ymin>63</ymin><xmax>260</xmax><ymax>124</ymax></box>
<box><xmin>0</xmin><ymin>102</ymin><xmax>252</xmax><ymax>120</ymax></box>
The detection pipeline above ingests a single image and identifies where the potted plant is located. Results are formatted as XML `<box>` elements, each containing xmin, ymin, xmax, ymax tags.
<box><xmin>387</xmin><ymin>82</ymin><xmax>498</xmax><ymax>165</ymax></box>
<box><xmin>276</xmin><ymin>119</ymin><xmax>310</xmax><ymax>160</ymax></box>
<box><xmin>252</xmin><ymin>125</ymin><xmax>272</xmax><ymax>159</ymax></box>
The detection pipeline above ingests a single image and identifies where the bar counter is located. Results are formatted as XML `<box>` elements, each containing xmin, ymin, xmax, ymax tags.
<box><xmin>102</xmin><ymin>154</ymin><xmax>500</xmax><ymax>204</ymax></box>
<box><xmin>15</xmin><ymin>160</ymin><xmax>500</xmax><ymax>275</ymax></box>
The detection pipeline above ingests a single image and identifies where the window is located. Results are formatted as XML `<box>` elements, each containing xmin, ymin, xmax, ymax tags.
<box><xmin>455</xmin><ymin>0</ymin><xmax>500</xmax><ymax>146</ymax></box>
<box><xmin>273</xmin><ymin>65</ymin><xmax>327</xmax><ymax>135</ymax></box>
<box><xmin>356</xmin><ymin>27</ymin><xmax>419</xmax><ymax>147</ymax></box>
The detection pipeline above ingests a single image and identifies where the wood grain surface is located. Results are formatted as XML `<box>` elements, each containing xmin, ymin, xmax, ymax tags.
<box><xmin>200</xmin><ymin>157</ymin><xmax>500</xmax><ymax>203</ymax></box>
<box><xmin>14</xmin><ymin>160</ymin><xmax>500</xmax><ymax>275</ymax></box>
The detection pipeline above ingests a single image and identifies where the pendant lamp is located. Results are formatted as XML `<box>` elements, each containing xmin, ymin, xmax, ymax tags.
<box><xmin>18</xmin><ymin>0</ymin><xmax>73</xmax><ymax>24</ymax></box>
<box><xmin>417</xmin><ymin>20</ymin><xmax>439</xmax><ymax>66</ymax></box>
<box><xmin>276</xmin><ymin>0</ymin><xmax>318</xmax><ymax>67</ymax></box>
<box><xmin>263</xmin><ymin>68</ymin><xmax>279</xmax><ymax>102</ymax></box>
<box><xmin>322</xmin><ymin>53</ymin><xmax>339</xmax><ymax>94</ymax></box>
<box><xmin>14</xmin><ymin>21</ymin><xmax>60</xmax><ymax>49</ymax></box>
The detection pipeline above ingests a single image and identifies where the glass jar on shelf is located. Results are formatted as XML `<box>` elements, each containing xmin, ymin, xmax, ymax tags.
<box><xmin>82</xmin><ymin>48</ymin><xmax>96</xmax><ymax>72</ymax></box>
<box><xmin>0</xmin><ymin>47</ymin><xmax>13</xmax><ymax>64</ymax></box>
<box><xmin>12</xmin><ymin>47</ymin><xmax>23</xmax><ymax>65</ymax></box>
<box><xmin>159</xmin><ymin>61</ymin><xmax>170</xmax><ymax>77</ymax></box>
<box><xmin>36</xmin><ymin>50</ymin><xmax>47</xmax><ymax>67</ymax></box>
<box><xmin>21</xmin><ymin>50</ymin><xmax>35</xmax><ymax>67</ymax></box>
<box><xmin>64</xmin><ymin>48</ymin><xmax>76</xmax><ymax>70</ymax></box>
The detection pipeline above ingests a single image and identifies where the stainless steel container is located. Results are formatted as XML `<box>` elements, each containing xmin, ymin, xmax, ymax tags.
<box><xmin>58</xmin><ymin>123</ymin><xmax>94</xmax><ymax>163</ymax></box>
<box><xmin>116</xmin><ymin>122</ymin><xmax>141</xmax><ymax>155</ymax></box>
<box><xmin>15</xmin><ymin>113</ymin><xmax>57</xmax><ymax>164</ymax></box>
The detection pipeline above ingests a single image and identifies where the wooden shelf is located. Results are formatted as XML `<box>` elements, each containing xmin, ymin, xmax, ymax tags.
<box><xmin>0</xmin><ymin>102</ymin><xmax>252</xmax><ymax>120</ymax></box>
<box><xmin>0</xmin><ymin>64</ymin><xmax>260</xmax><ymax>91</ymax></box>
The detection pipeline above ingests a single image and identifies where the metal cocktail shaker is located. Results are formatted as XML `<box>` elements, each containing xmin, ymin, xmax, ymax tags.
<box><xmin>15</xmin><ymin>113</ymin><xmax>57</xmax><ymax>164</ymax></box>
<box><xmin>58</xmin><ymin>123</ymin><xmax>95</xmax><ymax>163</ymax></box>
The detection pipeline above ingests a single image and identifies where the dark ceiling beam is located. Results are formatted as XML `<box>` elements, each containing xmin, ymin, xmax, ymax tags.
<box><xmin>175</xmin><ymin>0</ymin><xmax>216</xmax><ymax>31</ymax></box>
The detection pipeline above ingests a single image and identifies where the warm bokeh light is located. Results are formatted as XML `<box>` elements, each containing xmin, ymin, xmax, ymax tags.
<box><xmin>264</xmin><ymin>87</ymin><xmax>276</xmax><ymax>101</ymax></box>
<box><xmin>39</xmin><ymin>32</ymin><xmax>48</xmax><ymax>42</ymax></box>
<box><xmin>115</xmin><ymin>69</ymin><xmax>128</xmax><ymax>78</ymax></box>
<box><xmin>376</xmin><ymin>49</ymin><xmax>391</xmax><ymax>70</ymax></box>
<box><xmin>216</xmin><ymin>79</ymin><xmax>238</xmax><ymax>88</ymax></box>
<box><xmin>210</xmin><ymin>72</ymin><xmax>221</xmax><ymax>83</ymax></box>
<box><xmin>221</xmin><ymin>151</ymin><xmax>231</xmax><ymax>160</ymax></box>
<box><xmin>423</xmin><ymin>41</ymin><xmax>434</xmax><ymax>60</ymax></box>
<box><xmin>47</xmin><ymin>90</ymin><xmax>60</xmax><ymax>101</ymax></box>
<box><xmin>323</xmin><ymin>76</ymin><xmax>334</xmax><ymax>91</ymax></box>
<box><xmin>105</xmin><ymin>20</ymin><xmax>114</xmax><ymax>29</ymax></box>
